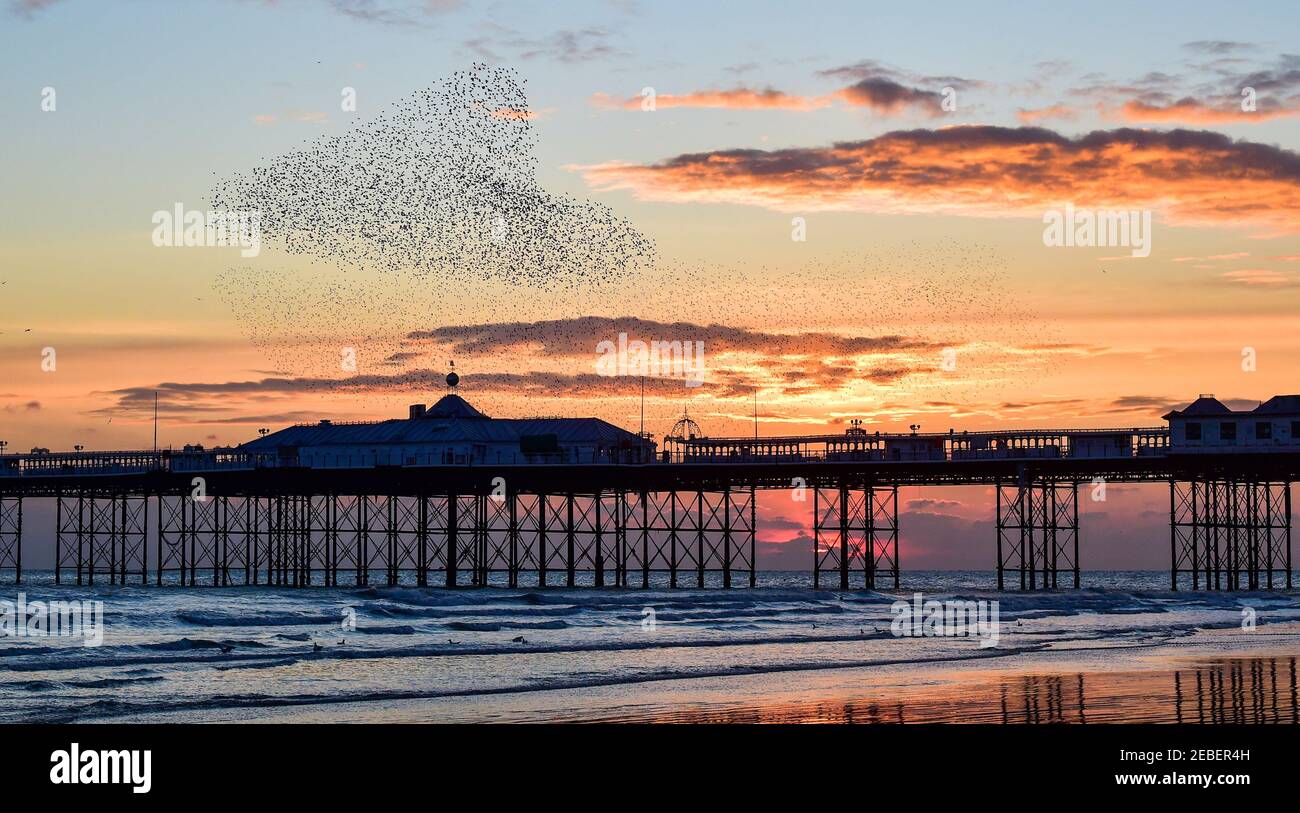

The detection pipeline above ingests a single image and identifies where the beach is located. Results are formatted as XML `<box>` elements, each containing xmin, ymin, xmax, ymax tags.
<box><xmin>2</xmin><ymin>571</ymin><xmax>1297</xmax><ymax>724</ymax></box>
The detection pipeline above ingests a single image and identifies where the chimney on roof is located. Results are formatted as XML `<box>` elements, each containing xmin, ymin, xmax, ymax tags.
<box><xmin>409</xmin><ymin>404</ymin><xmax>427</xmax><ymax>419</ymax></box>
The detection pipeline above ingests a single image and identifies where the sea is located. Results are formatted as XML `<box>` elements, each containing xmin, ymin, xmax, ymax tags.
<box><xmin>2</xmin><ymin>570</ymin><xmax>1298</xmax><ymax>723</ymax></box>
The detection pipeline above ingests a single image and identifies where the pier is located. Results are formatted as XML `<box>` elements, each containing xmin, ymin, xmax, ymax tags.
<box><xmin>0</xmin><ymin>392</ymin><xmax>1296</xmax><ymax>591</ymax></box>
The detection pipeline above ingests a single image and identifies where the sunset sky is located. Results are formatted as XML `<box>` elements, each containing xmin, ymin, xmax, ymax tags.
<box><xmin>3</xmin><ymin>0</ymin><xmax>1299</xmax><ymax>568</ymax></box>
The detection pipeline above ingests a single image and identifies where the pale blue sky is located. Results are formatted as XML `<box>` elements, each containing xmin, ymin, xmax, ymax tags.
<box><xmin>4</xmin><ymin>0</ymin><xmax>1299</xmax><ymax>236</ymax></box>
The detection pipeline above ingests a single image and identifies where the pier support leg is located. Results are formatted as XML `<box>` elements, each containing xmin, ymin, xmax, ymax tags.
<box><xmin>722</xmin><ymin>487</ymin><xmax>732</xmax><ymax>589</ymax></box>
<box><xmin>446</xmin><ymin>493</ymin><xmax>458</xmax><ymax>587</ymax></box>
<box><xmin>669</xmin><ymin>492</ymin><xmax>679</xmax><ymax>588</ymax></box>
<box><xmin>510</xmin><ymin>494</ymin><xmax>540</xmax><ymax>587</ymax></box>
<box><xmin>611</xmin><ymin>491</ymin><xmax>626</xmax><ymax>588</ymax></box>
<box><xmin>813</xmin><ymin>481</ymin><xmax>899</xmax><ymax>589</ymax></box>
<box><xmin>506</xmin><ymin>493</ymin><xmax>518</xmax><ymax>588</ymax></box>
<box><xmin>624</xmin><ymin>492</ymin><xmax>673</xmax><ymax>588</ymax></box>
<box><xmin>0</xmin><ymin>493</ymin><xmax>21</xmax><ymax>584</ymax></box>
<box><xmin>566</xmin><ymin>493</ymin><xmax>576</xmax><ymax>588</ymax></box>
<box><xmin>113</xmin><ymin>494</ymin><xmax>148</xmax><ymax>586</ymax></box>
<box><xmin>416</xmin><ymin>495</ymin><xmax>428</xmax><ymax>587</ymax></box>
<box><xmin>696</xmin><ymin>491</ymin><xmax>706</xmax><ymax>588</ymax></box>
<box><xmin>335</xmin><ymin>498</ymin><xmax>348</xmax><ymax>586</ymax></box>
<box><xmin>157</xmin><ymin>494</ymin><xmax>188</xmax><ymax>585</ymax></box>
<box><xmin>814</xmin><ymin>484</ymin><xmax>851</xmax><ymax>590</ymax></box>
<box><xmin>451</xmin><ymin>495</ymin><xmax>478</xmax><ymax>587</ymax></box>
<box><xmin>321</xmin><ymin>496</ymin><xmax>336</xmax><ymax>587</ymax></box>
<box><xmin>598</xmin><ymin>492</ymin><xmax>624</xmax><ymax>588</ymax></box>
<box><xmin>869</xmin><ymin>485</ymin><xmax>900</xmax><ymax>590</ymax></box>
<box><xmin>392</xmin><ymin>496</ymin><xmax>422</xmax><ymax>586</ymax></box>
<box><xmin>672</xmin><ymin>490</ymin><xmax>728</xmax><ymax>588</ymax></box>
<box><xmin>357</xmin><ymin>496</ymin><xmax>416</xmax><ymax>587</ymax></box>
<box><xmin>479</xmin><ymin>493</ymin><xmax>510</xmax><ymax>587</ymax></box>
<box><xmin>187</xmin><ymin>494</ymin><xmax>220</xmax><ymax>586</ymax></box>
<box><xmin>750</xmin><ymin>484</ymin><xmax>758</xmax><ymax>588</ymax></box>
<box><xmin>1172</xmin><ymin>479</ymin><xmax>1291</xmax><ymax>591</ymax></box>
<box><xmin>724</xmin><ymin>486</ymin><xmax>756</xmax><ymax>588</ymax></box>
<box><xmin>419</xmin><ymin>495</ymin><xmax>449</xmax><ymax>587</ymax></box>
<box><xmin>386</xmin><ymin>497</ymin><xmax>399</xmax><ymax>586</ymax></box>
<box><xmin>996</xmin><ymin>479</ymin><xmax>1078</xmax><ymax>591</ymax></box>
<box><xmin>84</xmin><ymin>494</ymin><xmax>145</xmax><ymax>586</ymax></box>
<box><xmin>55</xmin><ymin>490</ymin><xmax>65</xmax><ymax>584</ymax></box>
<box><xmin>640</xmin><ymin>492</ymin><xmax>650</xmax><ymax>588</ymax></box>
<box><xmin>537</xmin><ymin>494</ymin><xmax>549</xmax><ymax>587</ymax></box>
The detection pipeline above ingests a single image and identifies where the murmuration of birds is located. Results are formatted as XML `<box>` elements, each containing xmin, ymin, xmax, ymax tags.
<box><xmin>210</xmin><ymin>64</ymin><xmax>656</xmax><ymax>287</ymax></box>
<box><xmin>206</xmin><ymin>65</ymin><xmax>1055</xmax><ymax>419</ymax></box>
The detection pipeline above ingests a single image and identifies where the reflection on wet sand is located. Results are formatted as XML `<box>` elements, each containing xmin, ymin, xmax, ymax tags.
<box><xmin>1173</xmin><ymin>657</ymin><xmax>1300</xmax><ymax>725</ymax></box>
<box><xmin>591</xmin><ymin>657</ymin><xmax>1300</xmax><ymax>724</ymax></box>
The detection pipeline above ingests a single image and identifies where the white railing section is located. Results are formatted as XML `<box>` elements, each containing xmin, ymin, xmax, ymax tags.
<box><xmin>0</xmin><ymin>426</ymin><xmax>1186</xmax><ymax>477</ymax></box>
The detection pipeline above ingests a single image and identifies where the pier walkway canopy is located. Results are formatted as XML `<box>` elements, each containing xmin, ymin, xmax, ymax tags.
<box><xmin>238</xmin><ymin>394</ymin><xmax>657</xmax><ymax>467</ymax></box>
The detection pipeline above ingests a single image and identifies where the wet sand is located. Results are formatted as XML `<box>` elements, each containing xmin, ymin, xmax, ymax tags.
<box><xmin>580</xmin><ymin>656</ymin><xmax>1300</xmax><ymax>723</ymax></box>
<box><xmin>191</xmin><ymin>650</ymin><xmax>1300</xmax><ymax>724</ymax></box>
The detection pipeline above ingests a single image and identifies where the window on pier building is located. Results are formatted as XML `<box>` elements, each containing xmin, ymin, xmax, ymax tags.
<box><xmin>1219</xmin><ymin>421</ymin><xmax>1237</xmax><ymax>441</ymax></box>
<box><xmin>1293</xmin><ymin>420</ymin><xmax>1300</xmax><ymax>438</ymax></box>
<box><xmin>1185</xmin><ymin>422</ymin><xmax>1201</xmax><ymax>441</ymax></box>
<box><xmin>1256</xmin><ymin>422</ymin><xmax>1273</xmax><ymax>440</ymax></box>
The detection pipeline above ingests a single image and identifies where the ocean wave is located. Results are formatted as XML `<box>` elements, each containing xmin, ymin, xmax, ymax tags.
<box><xmin>215</xmin><ymin>657</ymin><xmax>303</xmax><ymax>672</ymax></box>
<box><xmin>33</xmin><ymin>642</ymin><xmax>1049</xmax><ymax>723</ymax></box>
<box><xmin>361</xmin><ymin>603</ymin><xmax>586</xmax><ymax>620</ymax></box>
<box><xmin>7</xmin><ymin>679</ymin><xmax>62</xmax><ymax>692</ymax></box>
<box><xmin>445</xmin><ymin>619</ymin><xmax>570</xmax><ymax>632</ymax></box>
<box><xmin>0</xmin><ymin>645</ymin><xmax>64</xmax><ymax>659</ymax></box>
<box><xmin>177</xmin><ymin>610</ymin><xmax>345</xmax><ymax>627</ymax></box>
<box><xmin>615</xmin><ymin>605</ymin><xmax>845</xmax><ymax>623</ymax></box>
<box><xmin>140</xmin><ymin>637</ymin><xmax>269</xmax><ymax>651</ymax></box>
<box><xmin>63</xmin><ymin>675</ymin><xmax>165</xmax><ymax>689</ymax></box>
<box><xmin>0</xmin><ymin>630</ymin><xmax>895</xmax><ymax>673</ymax></box>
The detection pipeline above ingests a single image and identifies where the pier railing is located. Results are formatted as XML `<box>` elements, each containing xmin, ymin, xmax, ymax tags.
<box><xmin>0</xmin><ymin>429</ymin><xmax>1174</xmax><ymax>477</ymax></box>
<box><xmin>0</xmin><ymin>449</ymin><xmax>278</xmax><ymax>478</ymax></box>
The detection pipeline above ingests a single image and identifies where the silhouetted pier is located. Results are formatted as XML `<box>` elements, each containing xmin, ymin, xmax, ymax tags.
<box><xmin>0</xmin><ymin>423</ymin><xmax>1295</xmax><ymax>591</ymax></box>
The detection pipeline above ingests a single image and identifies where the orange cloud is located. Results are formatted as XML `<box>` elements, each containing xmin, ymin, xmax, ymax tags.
<box><xmin>575</xmin><ymin>126</ymin><xmax>1300</xmax><ymax>234</ymax></box>
<box><xmin>592</xmin><ymin>88</ymin><xmax>832</xmax><ymax>111</ymax></box>
<box><xmin>833</xmin><ymin>77</ymin><xmax>944</xmax><ymax>116</ymax></box>
<box><xmin>491</xmin><ymin>106</ymin><xmax>554</xmax><ymax>120</ymax></box>
<box><xmin>1221</xmin><ymin>268</ymin><xmax>1296</xmax><ymax>286</ymax></box>
<box><xmin>251</xmin><ymin>110</ymin><xmax>329</xmax><ymax>125</ymax></box>
<box><xmin>1114</xmin><ymin>98</ymin><xmax>1300</xmax><ymax>124</ymax></box>
<box><xmin>1017</xmin><ymin>104</ymin><xmax>1077</xmax><ymax>123</ymax></box>
<box><xmin>1171</xmin><ymin>252</ymin><xmax>1250</xmax><ymax>262</ymax></box>
<box><xmin>590</xmin><ymin>77</ymin><xmax>950</xmax><ymax>116</ymax></box>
